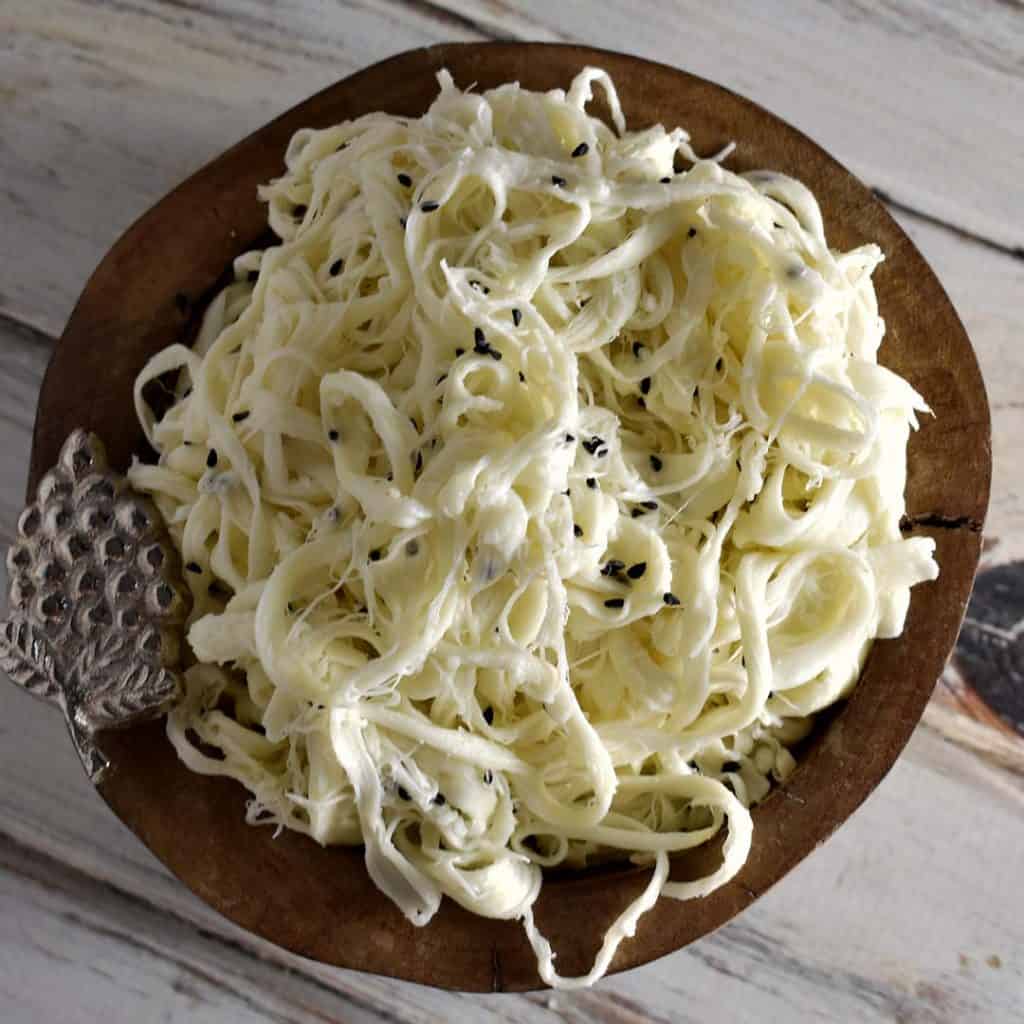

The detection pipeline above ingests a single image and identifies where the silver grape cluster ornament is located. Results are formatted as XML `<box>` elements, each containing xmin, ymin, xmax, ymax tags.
<box><xmin>1</xmin><ymin>430</ymin><xmax>190</xmax><ymax>781</ymax></box>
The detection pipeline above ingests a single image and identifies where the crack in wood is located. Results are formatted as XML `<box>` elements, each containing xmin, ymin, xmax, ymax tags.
<box><xmin>900</xmin><ymin>512</ymin><xmax>983</xmax><ymax>533</ymax></box>
<box><xmin>704</xmin><ymin>919</ymin><xmax>980</xmax><ymax>1021</ymax></box>
<box><xmin>400</xmin><ymin>0</ymin><xmax>516</xmax><ymax>39</ymax></box>
<box><xmin>491</xmin><ymin>944</ymin><xmax>504</xmax><ymax>992</ymax></box>
<box><xmin>0</xmin><ymin>828</ymin><xmax>416</xmax><ymax>1024</ymax></box>
<box><xmin>872</xmin><ymin>186</ymin><xmax>1024</xmax><ymax>262</ymax></box>
<box><xmin>0</xmin><ymin>307</ymin><xmax>57</xmax><ymax>349</ymax></box>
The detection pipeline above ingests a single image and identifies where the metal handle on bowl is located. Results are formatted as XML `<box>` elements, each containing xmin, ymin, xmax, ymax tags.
<box><xmin>0</xmin><ymin>430</ymin><xmax>189</xmax><ymax>781</ymax></box>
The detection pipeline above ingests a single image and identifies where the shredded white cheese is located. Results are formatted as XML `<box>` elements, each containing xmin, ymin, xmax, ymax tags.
<box><xmin>129</xmin><ymin>67</ymin><xmax>938</xmax><ymax>988</ymax></box>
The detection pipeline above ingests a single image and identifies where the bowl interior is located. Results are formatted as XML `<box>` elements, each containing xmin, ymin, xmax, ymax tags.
<box><xmin>29</xmin><ymin>43</ymin><xmax>989</xmax><ymax>991</ymax></box>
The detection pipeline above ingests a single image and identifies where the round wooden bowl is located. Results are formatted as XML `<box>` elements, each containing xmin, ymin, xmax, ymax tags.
<box><xmin>29</xmin><ymin>43</ymin><xmax>990</xmax><ymax>991</ymax></box>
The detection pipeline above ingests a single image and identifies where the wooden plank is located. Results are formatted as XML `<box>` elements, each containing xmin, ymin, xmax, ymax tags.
<box><xmin>1</xmin><ymin>1</ymin><xmax>1021</xmax><ymax>338</ymax></box>
<box><xmin>431</xmin><ymin>0</ymin><xmax>1024</xmax><ymax>250</ymax></box>
<box><xmin>3</xmin><ymin>837</ymin><xmax>366</xmax><ymax>1024</ymax></box>
<box><xmin>0</xmin><ymin>0</ymin><xmax>484</xmax><ymax>336</ymax></box>
<box><xmin>2</xmin><ymin>0</ymin><xmax>1023</xmax><ymax>1003</ymax></box>
<box><xmin>1</xmin><ymin>204</ymin><xmax>1022</xmax><ymax>1013</ymax></box>
<box><xmin>2</xmin><ymin>670</ymin><xmax>1021</xmax><ymax>1022</ymax></box>
<box><xmin>0</xmin><ymin>321</ymin><xmax>49</xmax><ymax>538</ymax></box>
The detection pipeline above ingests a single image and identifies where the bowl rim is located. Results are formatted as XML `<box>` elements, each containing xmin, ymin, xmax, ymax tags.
<box><xmin>29</xmin><ymin>41</ymin><xmax>990</xmax><ymax>991</ymax></box>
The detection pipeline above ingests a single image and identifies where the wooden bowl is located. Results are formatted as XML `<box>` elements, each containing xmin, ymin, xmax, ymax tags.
<box><xmin>29</xmin><ymin>43</ymin><xmax>990</xmax><ymax>991</ymax></box>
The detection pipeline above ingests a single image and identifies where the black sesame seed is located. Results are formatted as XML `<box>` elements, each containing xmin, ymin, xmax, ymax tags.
<box><xmin>571</xmin><ymin>142</ymin><xmax>589</xmax><ymax>158</ymax></box>
<box><xmin>483</xmin><ymin>770</ymin><xmax>493</xmax><ymax>784</ymax></box>
<box><xmin>488</xmin><ymin>348</ymin><xmax>503</xmax><ymax>361</ymax></box>
<box><xmin>232</xmin><ymin>411</ymin><xmax>250</xmax><ymax>422</ymax></box>
<box><xmin>397</xmin><ymin>785</ymin><xmax>411</xmax><ymax>801</ymax></box>
<box><xmin>206</xmin><ymin>449</ymin><xmax>218</xmax><ymax>469</ymax></box>
<box><xmin>688</xmin><ymin>227</ymin><xmax>698</xmax><ymax>238</ymax></box>
<box><xmin>627</xmin><ymin>562</ymin><xmax>647</xmax><ymax>580</ymax></box>
<box><xmin>640</xmin><ymin>376</ymin><xmax>651</xmax><ymax>395</ymax></box>
<box><xmin>736</xmin><ymin>459</ymin><xmax>742</xmax><ymax>471</ymax></box>
<box><xmin>716</xmin><ymin>357</ymin><xmax>724</xmax><ymax>371</ymax></box>
<box><xmin>474</xmin><ymin>326</ymin><xmax>487</xmax><ymax>347</ymax></box>
<box><xmin>565</xmin><ymin>433</ymin><xmax>576</xmax><ymax>444</ymax></box>
<box><xmin>586</xmin><ymin>477</ymin><xmax>596</xmax><ymax>489</ymax></box>
<box><xmin>518</xmin><ymin>371</ymin><xmax>526</xmax><ymax>383</ymax></box>
<box><xmin>581</xmin><ymin>436</ymin><xmax>605</xmax><ymax>455</ymax></box>
<box><xmin>329</xmin><ymin>258</ymin><xmax>344</xmax><ymax>276</ymax></box>
<box><xmin>512</xmin><ymin>308</ymin><xmax>522</xmax><ymax>327</ymax></box>
<box><xmin>433</xmin><ymin>793</ymin><xmax>446</xmax><ymax>806</ymax></box>
<box><xmin>185</xmin><ymin>561</ymin><xmax>202</xmax><ymax>574</ymax></box>
<box><xmin>420</xmin><ymin>201</ymin><xmax>440</xmax><ymax>212</ymax></box>
<box><xmin>369</xmin><ymin>549</ymin><xmax>381</xmax><ymax>562</ymax></box>
<box><xmin>596</xmin><ymin>448</ymin><xmax>608</xmax><ymax>458</ymax></box>
<box><xmin>641</xmin><ymin>500</ymin><xmax>658</xmax><ymax>510</ymax></box>
<box><xmin>483</xmin><ymin>706</ymin><xmax>494</xmax><ymax>725</ymax></box>
<box><xmin>601</xmin><ymin>560</ymin><xmax>625</xmax><ymax>576</ymax></box>
<box><xmin>563</xmin><ymin>488</ymin><xmax>571</xmax><ymax>496</ymax></box>
<box><xmin>604</xmin><ymin>598</ymin><xmax>625</xmax><ymax>609</ymax></box>
<box><xmin>663</xmin><ymin>592</ymin><xmax>681</xmax><ymax>606</ymax></box>
<box><xmin>631</xmin><ymin>508</ymin><xmax>645</xmax><ymax>518</ymax></box>
<box><xmin>650</xmin><ymin>454</ymin><xmax>663</xmax><ymax>472</ymax></box>
<box><xmin>660</xmin><ymin>176</ymin><xmax>671</xmax><ymax>183</ymax></box>
<box><xmin>437</xmin><ymin>373</ymin><xmax>447</xmax><ymax>385</ymax></box>
<box><xmin>573</xmin><ymin>524</ymin><xmax>583</xmax><ymax>538</ymax></box>
<box><xmin>397</xmin><ymin>172</ymin><xmax>412</xmax><ymax>187</ymax></box>
<box><xmin>328</xmin><ymin>429</ymin><xmax>339</xmax><ymax>442</ymax></box>
<box><xmin>551</xmin><ymin>176</ymin><xmax>566</xmax><ymax>187</ymax></box>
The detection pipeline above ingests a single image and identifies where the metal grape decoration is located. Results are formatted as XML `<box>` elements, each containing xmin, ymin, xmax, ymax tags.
<box><xmin>1</xmin><ymin>430</ymin><xmax>190</xmax><ymax>781</ymax></box>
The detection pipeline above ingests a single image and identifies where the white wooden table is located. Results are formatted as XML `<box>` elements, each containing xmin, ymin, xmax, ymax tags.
<box><xmin>2</xmin><ymin>3</ymin><xmax>1022</xmax><ymax>1021</ymax></box>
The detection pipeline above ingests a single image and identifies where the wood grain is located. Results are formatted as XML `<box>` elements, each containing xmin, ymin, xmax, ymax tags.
<box><xmin>2</xmin><ymin>672</ymin><xmax>1021</xmax><ymax>1023</ymax></box>
<box><xmin>0</xmin><ymin>0</ymin><xmax>483</xmax><ymax>335</ymax></box>
<box><xmin>1</xmin><ymin>0</ymin><xmax>1022</xmax><ymax>1019</ymax></box>
<box><xmin>429</xmin><ymin>0</ymin><xmax>1024</xmax><ymax>250</ymax></box>
<box><xmin>2</xmin><ymin>1</ymin><xmax>1022</xmax><ymax>337</ymax></box>
<box><xmin>1</xmin><ymin>140</ymin><xmax>1021</xmax><ymax>1024</ymax></box>
<box><xmin>23</xmin><ymin>41</ymin><xmax>988</xmax><ymax>991</ymax></box>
